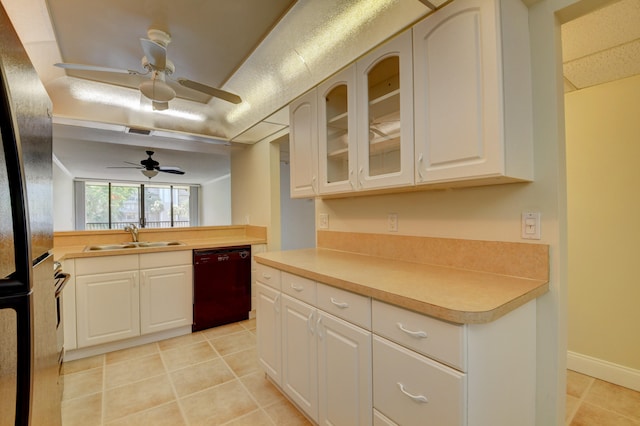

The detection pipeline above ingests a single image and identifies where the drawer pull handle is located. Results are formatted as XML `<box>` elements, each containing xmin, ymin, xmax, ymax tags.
<box><xmin>330</xmin><ymin>298</ymin><xmax>349</xmax><ymax>309</ymax></box>
<box><xmin>290</xmin><ymin>283</ymin><xmax>304</xmax><ymax>292</ymax></box>
<box><xmin>262</xmin><ymin>273</ymin><xmax>272</xmax><ymax>280</ymax></box>
<box><xmin>397</xmin><ymin>323</ymin><xmax>428</xmax><ymax>339</ymax></box>
<box><xmin>397</xmin><ymin>382</ymin><xmax>428</xmax><ymax>404</ymax></box>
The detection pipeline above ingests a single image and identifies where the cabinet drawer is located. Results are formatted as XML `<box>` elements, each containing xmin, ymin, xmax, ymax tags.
<box><xmin>317</xmin><ymin>283</ymin><xmax>371</xmax><ymax>330</ymax></box>
<box><xmin>282</xmin><ymin>272</ymin><xmax>316</xmax><ymax>305</ymax></box>
<box><xmin>256</xmin><ymin>264</ymin><xmax>281</xmax><ymax>289</ymax></box>
<box><xmin>75</xmin><ymin>254</ymin><xmax>138</xmax><ymax>275</ymax></box>
<box><xmin>373</xmin><ymin>336</ymin><xmax>466</xmax><ymax>426</ymax></box>
<box><xmin>139</xmin><ymin>250</ymin><xmax>191</xmax><ymax>269</ymax></box>
<box><xmin>372</xmin><ymin>300</ymin><xmax>465</xmax><ymax>371</ymax></box>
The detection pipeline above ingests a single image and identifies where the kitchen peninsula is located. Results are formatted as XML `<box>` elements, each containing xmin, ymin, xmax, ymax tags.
<box><xmin>254</xmin><ymin>230</ymin><xmax>549</xmax><ymax>426</ymax></box>
<box><xmin>53</xmin><ymin>225</ymin><xmax>267</xmax><ymax>361</ymax></box>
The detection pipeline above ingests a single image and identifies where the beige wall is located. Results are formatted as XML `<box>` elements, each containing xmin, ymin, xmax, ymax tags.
<box><xmin>230</xmin><ymin>141</ymin><xmax>282</xmax><ymax>251</ymax></box>
<box><xmin>565</xmin><ymin>74</ymin><xmax>640</xmax><ymax>370</ymax></box>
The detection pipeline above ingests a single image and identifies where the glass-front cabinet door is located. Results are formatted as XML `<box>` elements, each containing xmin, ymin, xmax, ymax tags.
<box><xmin>318</xmin><ymin>66</ymin><xmax>357</xmax><ymax>195</ymax></box>
<box><xmin>356</xmin><ymin>30</ymin><xmax>414</xmax><ymax>191</ymax></box>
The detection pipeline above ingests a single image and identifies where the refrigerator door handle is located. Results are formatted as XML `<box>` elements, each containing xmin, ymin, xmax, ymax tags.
<box><xmin>0</xmin><ymin>293</ymin><xmax>33</xmax><ymax>426</ymax></box>
<box><xmin>0</xmin><ymin>69</ymin><xmax>32</xmax><ymax>291</ymax></box>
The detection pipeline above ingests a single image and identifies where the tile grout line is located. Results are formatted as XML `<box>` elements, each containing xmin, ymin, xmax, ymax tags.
<box><xmin>215</xmin><ymin>326</ymin><xmax>277</xmax><ymax>426</ymax></box>
<box><xmin>156</xmin><ymin>340</ymin><xmax>190</xmax><ymax>426</ymax></box>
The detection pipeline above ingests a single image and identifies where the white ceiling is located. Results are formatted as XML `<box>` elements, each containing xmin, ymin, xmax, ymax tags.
<box><xmin>562</xmin><ymin>0</ymin><xmax>640</xmax><ymax>92</ymax></box>
<box><xmin>1</xmin><ymin>0</ymin><xmax>438</xmax><ymax>184</ymax></box>
<box><xmin>1</xmin><ymin>0</ymin><xmax>639</xmax><ymax>184</ymax></box>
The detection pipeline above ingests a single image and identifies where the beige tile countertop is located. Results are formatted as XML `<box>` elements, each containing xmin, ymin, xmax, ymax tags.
<box><xmin>53</xmin><ymin>225</ymin><xmax>267</xmax><ymax>261</ymax></box>
<box><xmin>255</xmin><ymin>231</ymin><xmax>550</xmax><ymax>325</ymax></box>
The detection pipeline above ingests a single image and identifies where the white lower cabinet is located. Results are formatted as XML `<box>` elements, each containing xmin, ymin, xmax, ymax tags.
<box><xmin>73</xmin><ymin>251</ymin><xmax>193</xmax><ymax>349</ymax></box>
<box><xmin>256</xmin><ymin>267</ymin><xmax>282</xmax><ymax>385</ymax></box>
<box><xmin>372</xmin><ymin>299</ymin><xmax>536</xmax><ymax>426</ymax></box>
<box><xmin>140</xmin><ymin>265</ymin><xmax>192</xmax><ymax>334</ymax></box>
<box><xmin>281</xmin><ymin>294</ymin><xmax>318</xmax><ymax>421</ymax></box>
<box><xmin>258</xmin><ymin>274</ymin><xmax>373</xmax><ymax>425</ymax></box>
<box><xmin>257</xmin><ymin>265</ymin><xmax>537</xmax><ymax>426</ymax></box>
<box><xmin>318</xmin><ymin>311</ymin><xmax>372</xmax><ymax>426</ymax></box>
<box><xmin>373</xmin><ymin>336</ymin><xmax>465</xmax><ymax>426</ymax></box>
<box><xmin>76</xmin><ymin>269</ymin><xmax>140</xmax><ymax>348</ymax></box>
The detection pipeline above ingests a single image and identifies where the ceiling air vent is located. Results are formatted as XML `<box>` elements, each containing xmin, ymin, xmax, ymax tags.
<box><xmin>126</xmin><ymin>127</ymin><xmax>152</xmax><ymax>136</ymax></box>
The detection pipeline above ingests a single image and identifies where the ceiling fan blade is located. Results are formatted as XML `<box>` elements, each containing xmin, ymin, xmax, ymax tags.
<box><xmin>140</xmin><ymin>38</ymin><xmax>167</xmax><ymax>70</ymax></box>
<box><xmin>107</xmin><ymin>166</ymin><xmax>143</xmax><ymax>169</ymax></box>
<box><xmin>177</xmin><ymin>78</ymin><xmax>242</xmax><ymax>104</ymax></box>
<box><xmin>54</xmin><ymin>62</ymin><xmax>142</xmax><ymax>75</ymax></box>
<box><xmin>158</xmin><ymin>166</ymin><xmax>185</xmax><ymax>175</ymax></box>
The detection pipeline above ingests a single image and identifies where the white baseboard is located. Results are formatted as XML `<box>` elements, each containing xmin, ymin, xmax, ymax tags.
<box><xmin>567</xmin><ymin>351</ymin><xmax>640</xmax><ymax>392</ymax></box>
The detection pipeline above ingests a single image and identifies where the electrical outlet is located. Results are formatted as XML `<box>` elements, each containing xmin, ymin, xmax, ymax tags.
<box><xmin>318</xmin><ymin>213</ymin><xmax>329</xmax><ymax>229</ymax></box>
<box><xmin>388</xmin><ymin>213</ymin><xmax>398</xmax><ymax>232</ymax></box>
<box><xmin>521</xmin><ymin>212</ymin><xmax>541</xmax><ymax>240</ymax></box>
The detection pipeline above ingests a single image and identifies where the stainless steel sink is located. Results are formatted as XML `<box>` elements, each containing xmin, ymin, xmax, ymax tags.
<box><xmin>132</xmin><ymin>241</ymin><xmax>185</xmax><ymax>248</ymax></box>
<box><xmin>84</xmin><ymin>241</ymin><xmax>185</xmax><ymax>251</ymax></box>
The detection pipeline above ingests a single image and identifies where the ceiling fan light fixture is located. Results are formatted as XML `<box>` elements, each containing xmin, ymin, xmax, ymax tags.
<box><xmin>142</xmin><ymin>169</ymin><xmax>158</xmax><ymax>178</ymax></box>
<box><xmin>139</xmin><ymin>76</ymin><xmax>176</xmax><ymax>102</ymax></box>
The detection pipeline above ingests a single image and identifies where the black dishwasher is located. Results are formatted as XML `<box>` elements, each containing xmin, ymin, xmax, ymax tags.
<box><xmin>193</xmin><ymin>246</ymin><xmax>251</xmax><ymax>331</ymax></box>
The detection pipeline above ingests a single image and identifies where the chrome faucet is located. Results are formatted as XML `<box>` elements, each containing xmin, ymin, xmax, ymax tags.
<box><xmin>124</xmin><ymin>223</ymin><xmax>139</xmax><ymax>242</ymax></box>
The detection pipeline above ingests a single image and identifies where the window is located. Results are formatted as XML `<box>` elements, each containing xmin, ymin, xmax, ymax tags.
<box><xmin>77</xmin><ymin>181</ymin><xmax>198</xmax><ymax>230</ymax></box>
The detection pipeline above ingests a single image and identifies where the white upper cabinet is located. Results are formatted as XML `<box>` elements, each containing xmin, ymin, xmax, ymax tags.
<box><xmin>413</xmin><ymin>0</ymin><xmax>533</xmax><ymax>185</ymax></box>
<box><xmin>318</xmin><ymin>67</ymin><xmax>358</xmax><ymax>195</ymax></box>
<box><xmin>289</xmin><ymin>89</ymin><xmax>319</xmax><ymax>198</ymax></box>
<box><xmin>356</xmin><ymin>30</ymin><xmax>414</xmax><ymax>191</ymax></box>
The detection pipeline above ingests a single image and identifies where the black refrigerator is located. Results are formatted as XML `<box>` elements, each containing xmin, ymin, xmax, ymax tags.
<box><xmin>0</xmin><ymin>3</ymin><xmax>61</xmax><ymax>426</ymax></box>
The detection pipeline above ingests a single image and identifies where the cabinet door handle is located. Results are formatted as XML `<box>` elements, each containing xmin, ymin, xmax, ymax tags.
<box><xmin>312</xmin><ymin>176</ymin><xmax>317</xmax><ymax>193</ymax></box>
<box><xmin>274</xmin><ymin>294</ymin><xmax>280</xmax><ymax>313</ymax></box>
<box><xmin>349</xmin><ymin>169</ymin><xmax>355</xmax><ymax>189</ymax></box>
<box><xmin>358</xmin><ymin>167</ymin><xmax>364</xmax><ymax>188</ymax></box>
<box><xmin>316</xmin><ymin>316</ymin><xmax>323</xmax><ymax>339</ymax></box>
<box><xmin>417</xmin><ymin>153</ymin><xmax>425</xmax><ymax>182</ymax></box>
<box><xmin>308</xmin><ymin>312</ymin><xmax>315</xmax><ymax>335</ymax></box>
<box><xmin>397</xmin><ymin>382</ymin><xmax>428</xmax><ymax>403</ymax></box>
<box><xmin>397</xmin><ymin>322</ymin><xmax>428</xmax><ymax>339</ymax></box>
<box><xmin>290</xmin><ymin>283</ymin><xmax>304</xmax><ymax>292</ymax></box>
<box><xmin>330</xmin><ymin>297</ymin><xmax>349</xmax><ymax>309</ymax></box>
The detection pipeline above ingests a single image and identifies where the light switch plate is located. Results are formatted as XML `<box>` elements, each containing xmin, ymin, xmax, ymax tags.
<box><xmin>521</xmin><ymin>212</ymin><xmax>541</xmax><ymax>240</ymax></box>
<box><xmin>388</xmin><ymin>213</ymin><xmax>398</xmax><ymax>232</ymax></box>
<box><xmin>318</xmin><ymin>213</ymin><xmax>329</xmax><ymax>229</ymax></box>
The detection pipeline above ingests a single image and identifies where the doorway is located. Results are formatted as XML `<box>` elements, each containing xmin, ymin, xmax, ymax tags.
<box><xmin>279</xmin><ymin>139</ymin><xmax>315</xmax><ymax>250</ymax></box>
<box><xmin>561</xmin><ymin>0</ymin><xmax>640</xmax><ymax>393</ymax></box>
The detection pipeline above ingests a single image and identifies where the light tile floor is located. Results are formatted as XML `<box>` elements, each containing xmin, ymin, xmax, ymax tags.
<box><xmin>63</xmin><ymin>324</ymin><xmax>640</xmax><ymax>426</ymax></box>
<box><xmin>61</xmin><ymin>319</ymin><xmax>312</xmax><ymax>426</ymax></box>
<box><xmin>566</xmin><ymin>369</ymin><xmax>640</xmax><ymax>425</ymax></box>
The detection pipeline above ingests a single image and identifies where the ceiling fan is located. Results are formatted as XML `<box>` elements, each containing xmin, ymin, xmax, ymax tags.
<box><xmin>54</xmin><ymin>29</ymin><xmax>242</xmax><ymax>110</ymax></box>
<box><xmin>109</xmin><ymin>150</ymin><xmax>185</xmax><ymax>179</ymax></box>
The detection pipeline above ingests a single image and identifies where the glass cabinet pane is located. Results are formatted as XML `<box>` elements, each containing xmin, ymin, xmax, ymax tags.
<box><xmin>367</xmin><ymin>56</ymin><xmax>401</xmax><ymax>177</ymax></box>
<box><xmin>324</xmin><ymin>84</ymin><xmax>349</xmax><ymax>183</ymax></box>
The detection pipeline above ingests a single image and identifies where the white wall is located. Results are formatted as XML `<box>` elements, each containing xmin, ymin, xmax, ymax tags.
<box><xmin>52</xmin><ymin>157</ymin><xmax>74</xmax><ymax>231</ymax></box>
<box><xmin>565</xmin><ymin>74</ymin><xmax>640</xmax><ymax>372</ymax></box>
<box><xmin>200</xmin><ymin>174</ymin><xmax>232</xmax><ymax>226</ymax></box>
<box><xmin>280</xmin><ymin>161</ymin><xmax>315</xmax><ymax>250</ymax></box>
